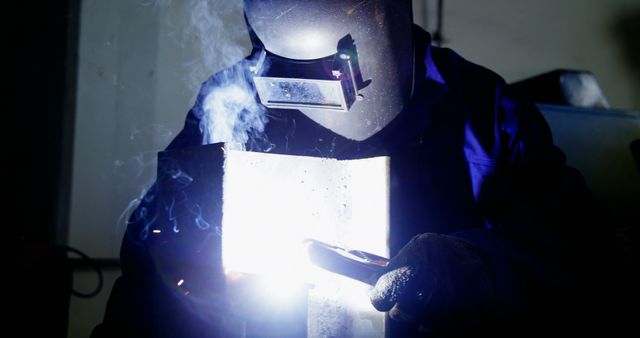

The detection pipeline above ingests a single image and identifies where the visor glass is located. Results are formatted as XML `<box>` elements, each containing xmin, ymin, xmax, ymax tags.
<box><xmin>254</xmin><ymin>77</ymin><xmax>347</xmax><ymax>111</ymax></box>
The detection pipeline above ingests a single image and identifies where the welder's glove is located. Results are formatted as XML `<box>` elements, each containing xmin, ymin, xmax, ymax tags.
<box><xmin>369</xmin><ymin>233</ymin><xmax>494</xmax><ymax>330</ymax></box>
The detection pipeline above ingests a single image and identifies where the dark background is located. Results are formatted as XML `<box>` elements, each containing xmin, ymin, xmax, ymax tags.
<box><xmin>8</xmin><ymin>1</ymin><xmax>79</xmax><ymax>337</ymax></box>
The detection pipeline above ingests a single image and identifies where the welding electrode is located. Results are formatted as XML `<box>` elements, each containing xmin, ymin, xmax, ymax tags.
<box><xmin>303</xmin><ymin>239</ymin><xmax>390</xmax><ymax>285</ymax></box>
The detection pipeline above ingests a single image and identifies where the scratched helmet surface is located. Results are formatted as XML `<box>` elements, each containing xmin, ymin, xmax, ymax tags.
<box><xmin>244</xmin><ymin>0</ymin><xmax>415</xmax><ymax>141</ymax></box>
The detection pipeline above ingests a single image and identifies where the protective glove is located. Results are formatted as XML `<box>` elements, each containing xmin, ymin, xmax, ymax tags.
<box><xmin>369</xmin><ymin>233</ymin><xmax>494</xmax><ymax>331</ymax></box>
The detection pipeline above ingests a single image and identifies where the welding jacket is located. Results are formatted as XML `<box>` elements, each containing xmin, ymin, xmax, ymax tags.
<box><xmin>93</xmin><ymin>26</ymin><xmax>619</xmax><ymax>338</ymax></box>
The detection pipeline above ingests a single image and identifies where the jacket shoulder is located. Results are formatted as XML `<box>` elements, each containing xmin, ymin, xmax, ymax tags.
<box><xmin>431</xmin><ymin>46</ymin><xmax>506</xmax><ymax>92</ymax></box>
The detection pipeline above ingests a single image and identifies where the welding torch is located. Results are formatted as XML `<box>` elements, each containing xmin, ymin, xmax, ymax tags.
<box><xmin>303</xmin><ymin>238</ymin><xmax>390</xmax><ymax>285</ymax></box>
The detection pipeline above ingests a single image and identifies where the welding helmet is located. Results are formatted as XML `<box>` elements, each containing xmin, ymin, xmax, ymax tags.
<box><xmin>244</xmin><ymin>0</ymin><xmax>415</xmax><ymax>141</ymax></box>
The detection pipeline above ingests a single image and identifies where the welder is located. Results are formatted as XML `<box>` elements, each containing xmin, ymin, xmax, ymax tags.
<box><xmin>92</xmin><ymin>1</ymin><xmax>625</xmax><ymax>337</ymax></box>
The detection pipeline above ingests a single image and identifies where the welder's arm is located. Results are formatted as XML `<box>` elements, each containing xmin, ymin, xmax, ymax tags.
<box><xmin>92</xmin><ymin>184</ymin><xmax>165</xmax><ymax>337</ymax></box>
<box><xmin>94</xmin><ymin>147</ymin><xmax>231</xmax><ymax>338</ymax></box>
<box><xmin>474</xmin><ymin>83</ymin><xmax>604</xmax><ymax>249</ymax></box>
<box><xmin>460</xmin><ymin>84</ymin><xmax>612</xmax><ymax>332</ymax></box>
<box><xmin>368</xmin><ymin>81</ymin><xmax>609</xmax><ymax>334</ymax></box>
<box><xmin>92</xmin><ymin>72</ymin><xmax>229</xmax><ymax>337</ymax></box>
<box><xmin>467</xmin><ymin>83</ymin><xmax>609</xmax><ymax>289</ymax></box>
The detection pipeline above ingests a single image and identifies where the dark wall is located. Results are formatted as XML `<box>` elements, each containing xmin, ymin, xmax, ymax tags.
<box><xmin>8</xmin><ymin>1</ymin><xmax>80</xmax><ymax>337</ymax></box>
<box><xmin>9</xmin><ymin>0</ymin><xmax>78</xmax><ymax>245</ymax></box>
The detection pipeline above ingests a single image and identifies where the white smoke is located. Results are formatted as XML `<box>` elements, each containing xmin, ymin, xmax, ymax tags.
<box><xmin>200</xmin><ymin>72</ymin><xmax>269</xmax><ymax>149</ymax></box>
<box><xmin>182</xmin><ymin>0</ymin><xmax>250</xmax><ymax>90</ymax></box>
<box><xmin>179</xmin><ymin>0</ymin><xmax>269</xmax><ymax>150</ymax></box>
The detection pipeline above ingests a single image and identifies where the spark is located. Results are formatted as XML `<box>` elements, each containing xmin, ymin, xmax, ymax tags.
<box><xmin>275</xmin><ymin>5</ymin><xmax>297</xmax><ymax>20</ymax></box>
<box><xmin>346</xmin><ymin>0</ymin><xmax>370</xmax><ymax>15</ymax></box>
